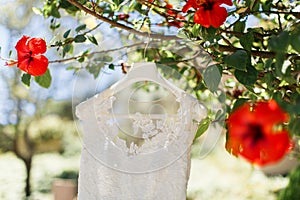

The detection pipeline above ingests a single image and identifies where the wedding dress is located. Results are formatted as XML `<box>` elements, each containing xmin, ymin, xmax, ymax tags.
<box><xmin>76</xmin><ymin>62</ymin><xmax>207</xmax><ymax>200</ymax></box>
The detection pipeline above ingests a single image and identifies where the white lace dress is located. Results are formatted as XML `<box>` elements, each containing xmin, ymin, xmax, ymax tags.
<box><xmin>76</xmin><ymin>68</ymin><xmax>206</xmax><ymax>200</ymax></box>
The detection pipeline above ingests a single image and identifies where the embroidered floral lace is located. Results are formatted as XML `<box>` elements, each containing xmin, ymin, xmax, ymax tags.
<box><xmin>76</xmin><ymin>75</ymin><xmax>206</xmax><ymax>200</ymax></box>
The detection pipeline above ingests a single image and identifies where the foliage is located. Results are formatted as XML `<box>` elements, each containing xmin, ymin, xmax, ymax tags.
<box><xmin>55</xmin><ymin>169</ymin><xmax>79</xmax><ymax>180</ymax></box>
<box><xmin>278</xmin><ymin>165</ymin><xmax>300</xmax><ymax>200</ymax></box>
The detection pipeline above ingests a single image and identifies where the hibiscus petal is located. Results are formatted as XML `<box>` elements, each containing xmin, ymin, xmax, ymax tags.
<box><xmin>260</xmin><ymin>131</ymin><xmax>292</xmax><ymax>165</ymax></box>
<box><xmin>17</xmin><ymin>58</ymin><xmax>30</xmax><ymax>73</ymax></box>
<box><xmin>227</xmin><ymin>103</ymin><xmax>255</xmax><ymax>129</ymax></box>
<box><xmin>28</xmin><ymin>37</ymin><xmax>47</xmax><ymax>54</ymax></box>
<box><xmin>193</xmin><ymin>4</ymin><xmax>228</xmax><ymax>28</ymax></box>
<box><xmin>182</xmin><ymin>0</ymin><xmax>202</xmax><ymax>12</ymax></box>
<box><xmin>182</xmin><ymin>2</ymin><xmax>192</xmax><ymax>13</ymax></box>
<box><xmin>241</xmin><ymin>131</ymin><xmax>291</xmax><ymax>166</ymax></box>
<box><xmin>239</xmin><ymin>139</ymin><xmax>262</xmax><ymax>164</ymax></box>
<box><xmin>209</xmin><ymin>5</ymin><xmax>228</xmax><ymax>28</ymax></box>
<box><xmin>194</xmin><ymin>8</ymin><xmax>211</xmax><ymax>28</ymax></box>
<box><xmin>216</xmin><ymin>0</ymin><xmax>233</xmax><ymax>6</ymax></box>
<box><xmin>15</xmin><ymin>36</ymin><xmax>30</xmax><ymax>54</ymax></box>
<box><xmin>254</xmin><ymin>100</ymin><xmax>289</xmax><ymax>128</ymax></box>
<box><xmin>27</xmin><ymin>55</ymin><xmax>49</xmax><ymax>76</ymax></box>
<box><xmin>17</xmin><ymin>51</ymin><xmax>30</xmax><ymax>64</ymax></box>
<box><xmin>225</xmin><ymin>136</ymin><xmax>242</xmax><ymax>156</ymax></box>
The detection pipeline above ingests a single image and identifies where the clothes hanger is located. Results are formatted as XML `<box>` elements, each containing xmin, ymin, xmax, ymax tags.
<box><xmin>109</xmin><ymin>62</ymin><xmax>183</xmax><ymax>95</ymax></box>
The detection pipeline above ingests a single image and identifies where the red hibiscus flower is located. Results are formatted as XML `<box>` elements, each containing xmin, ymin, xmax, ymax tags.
<box><xmin>15</xmin><ymin>36</ymin><xmax>48</xmax><ymax>76</ymax></box>
<box><xmin>226</xmin><ymin>100</ymin><xmax>293</xmax><ymax>166</ymax></box>
<box><xmin>182</xmin><ymin>0</ymin><xmax>233</xmax><ymax>28</ymax></box>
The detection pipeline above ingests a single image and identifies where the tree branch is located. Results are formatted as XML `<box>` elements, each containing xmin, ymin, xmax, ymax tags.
<box><xmin>66</xmin><ymin>0</ymin><xmax>179</xmax><ymax>40</ymax></box>
<box><xmin>49</xmin><ymin>42</ymin><xmax>147</xmax><ymax>63</ymax></box>
<box><xmin>217</xmin><ymin>45</ymin><xmax>300</xmax><ymax>60</ymax></box>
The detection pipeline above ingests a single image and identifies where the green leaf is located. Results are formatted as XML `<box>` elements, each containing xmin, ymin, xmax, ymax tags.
<box><xmin>50</xmin><ymin>19</ymin><xmax>60</xmax><ymax>30</ymax></box>
<box><xmin>194</xmin><ymin>117</ymin><xmax>210</xmax><ymax>140</ymax></box>
<box><xmin>275</xmin><ymin>53</ymin><xmax>285</xmax><ymax>77</ymax></box>
<box><xmin>87</xmin><ymin>35</ymin><xmax>98</xmax><ymax>45</ymax></box>
<box><xmin>63</xmin><ymin>29</ymin><xmax>71</xmax><ymax>38</ymax></box>
<box><xmin>291</xmin><ymin>30</ymin><xmax>300</xmax><ymax>53</ymax></box>
<box><xmin>286</xmin><ymin>95</ymin><xmax>300</xmax><ymax>115</ymax></box>
<box><xmin>21</xmin><ymin>74</ymin><xmax>31</xmax><ymax>87</ymax></box>
<box><xmin>272</xmin><ymin>91</ymin><xmax>283</xmax><ymax>103</ymax></box>
<box><xmin>81</xmin><ymin>49</ymin><xmax>90</xmax><ymax>56</ymax></box>
<box><xmin>224</xmin><ymin>50</ymin><xmax>248</xmax><ymax>71</ymax></box>
<box><xmin>62</xmin><ymin>44</ymin><xmax>73</xmax><ymax>57</ymax></box>
<box><xmin>66</xmin><ymin>66</ymin><xmax>75</xmax><ymax>70</ymax></box>
<box><xmin>77</xmin><ymin>57</ymin><xmax>85</xmax><ymax>63</ymax></box>
<box><xmin>278</xmin><ymin>165</ymin><xmax>300</xmax><ymax>200</ymax></box>
<box><xmin>75</xmin><ymin>24</ymin><xmax>86</xmax><ymax>32</ymax></box>
<box><xmin>240</xmin><ymin>31</ymin><xmax>254</xmax><ymax>51</ymax></box>
<box><xmin>104</xmin><ymin>55</ymin><xmax>113</xmax><ymax>62</ymax></box>
<box><xmin>264</xmin><ymin>58</ymin><xmax>273</xmax><ymax>69</ymax></box>
<box><xmin>263</xmin><ymin>72</ymin><xmax>275</xmax><ymax>91</ymax></box>
<box><xmin>262</xmin><ymin>1</ymin><xmax>272</xmax><ymax>12</ymax></box>
<box><xmin>112</xmin><ymin>0</ymin><xmax>120</xmax><ymax>7</ymax></box>
<box><xmin>233</xmin><ymin>21</ymin><xmax>246</xmax><ymax>32</ymax></box>
<box><xmin>268</xmin><ymin>31</ymin><xmax>290</xmax><ymax>53</ymax></box>
<box><xmin>74</xmin><ymin>35</ymin><xmax>86</xmax><ymax>43</ymax></box>
<box><xmin>87</xmin><ymin>63</ymin><xmax>104</xmax><ymax>78</ymax></box>
<box><xmin>234</xmin><ymin>64</ymin><xmax>258</xmax><ymax>86</ymax></box>
<box><xmin>191</xmin><ymin>24</ymin><xmax>201</xmax><ymax>37</ymax></box>
<box><xmin>59</xmin><ymin>0</ymin><xmax>80</xmax><ymax>13</ymax></box>
<box><xmin>251</xmin><ymin>1</ymin><xmax>260</xmax><ymax>11</ymax></box>
<box><xmin>34</xmin><ymin>69</ymin><xmax>52</xmax><ymax>88</ymax></box>
<box><xmin>232</xmin><ymin>98</ymin><xmax>248</xmax><ymax>111</ymax></box>
<box><xmin>108</xmin><ymin>64</ymin><xmax>115</xmax><ymax>70</ymax></box>
<box><xmin>203</xmin><ymin>64</ymin><xmax>221</xmax><ymax>92</ymax></box>
<box><xmin>201</xmin><ymin>26</ymin><xmax>217</xmax><ymax>41</ymax></box>
<box><xmin>50</xmin><ymin>5</ymin><xmax>61</xmax><ymax>18</ymax></box>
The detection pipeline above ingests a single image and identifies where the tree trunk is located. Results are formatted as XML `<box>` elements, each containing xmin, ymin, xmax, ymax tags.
<box><xmin>23</xmin><ymin>156</ymin><xmax>32</xmax><ymax>197</ymax></box>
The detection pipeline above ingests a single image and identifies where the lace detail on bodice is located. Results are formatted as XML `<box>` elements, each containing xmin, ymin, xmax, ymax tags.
<box><xmin>76</xmin><ymin>85</ymin><xmax>206</xmax><ymax>173</ymax></box>
<box><xmin>93</xmin><ymin>93</ymin><xmax>190</xmax><ymax>156</ymax></box>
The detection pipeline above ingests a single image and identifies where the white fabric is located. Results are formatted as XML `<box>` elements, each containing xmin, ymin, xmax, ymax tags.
<box><xmin>76</xmin><ymin>63</ymin><xmax>206</xmax><ymax>200</ymax></box>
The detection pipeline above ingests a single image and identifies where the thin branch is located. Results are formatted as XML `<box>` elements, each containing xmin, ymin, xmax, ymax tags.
<box><xmin>158</xmin><ymin>50</ymin><xmax>201</xmax><ymax>65</ymax></box>
<box><xmin>49</xmin><ymin>42</ymin><xmax>147</xmax><ymax>63</ymax></box>
<box><xmin>220</xmin><ymin>35</ymin><xmax>235</xmax><ymax>48</ymax></box>
<box><xmin>220</xmin><ymin>29</ymin><xmax>272</xmax><ymax>40</ymax></box>
<box><xmin>277</xmin><ymin>12</ymin><xmax>283</xmax><ymax>31</ymax></box>
<box><xmin>217</xmin><ymin>45</ymin><xmax>300</xmax><ymax>60</ymax></box>
<box><xmin>252</xmin><ymin>10</ymin><xmax>300</xmax><ymax>18</ymax></box>
<box><xmin>66</xmin><ymin>0</ymin><xmax>178</xmax><ymax>40</ymax></box>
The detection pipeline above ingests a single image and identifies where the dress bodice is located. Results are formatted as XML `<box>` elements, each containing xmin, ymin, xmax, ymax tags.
<box><xmin>75</xmin><ymin>63</ymin><xmax>207</xmax><ymax>200</ymax></box>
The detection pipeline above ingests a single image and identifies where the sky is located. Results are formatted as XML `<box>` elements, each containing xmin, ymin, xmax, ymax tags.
<box><xmin>0</xmin><ymin>0</ymin><xmax>128</xmax><ymax>125</ymax></box>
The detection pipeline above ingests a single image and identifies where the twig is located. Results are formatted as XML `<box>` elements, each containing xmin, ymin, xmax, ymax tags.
<box><xmin>66</xmin><ymin>0</ymin><xmax>178</xmax><ymax>40</ymax></box>
<box><xmin>49</xmin><ymin>42</ymin><xmax>147</xmax><ymax>63</ymax></box>
<box><xmin>217</xmin><ymin>44</ymin><xmax>300</xmax><ymax>60</ymax></box>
